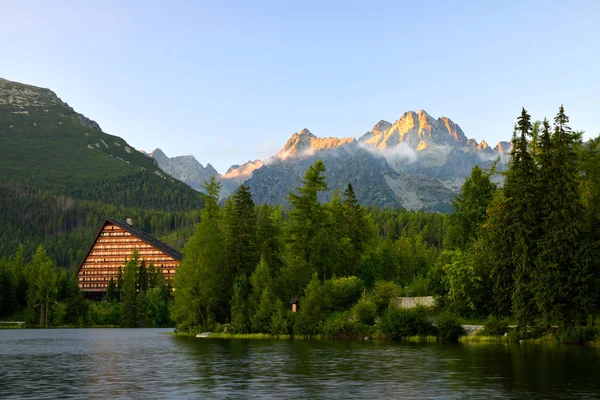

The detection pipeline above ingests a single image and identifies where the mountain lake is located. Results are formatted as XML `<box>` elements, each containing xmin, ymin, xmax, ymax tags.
<box><xmin>1</xmin><ymin>328</ymin><xmax>599</xmax><ymax>399</ymax></box>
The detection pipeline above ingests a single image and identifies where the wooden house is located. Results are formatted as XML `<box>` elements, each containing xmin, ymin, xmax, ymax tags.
<box><xmin>77</xmin><ymin>218</ymin><xmax>182</xmax><ymax>298</ymax></box>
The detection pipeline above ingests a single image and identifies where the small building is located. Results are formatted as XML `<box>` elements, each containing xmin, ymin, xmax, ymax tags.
<box><xmin>290</xmin><ymin>297</ymin><xmax>300</xmax><ymax>313</ymax></box>
<box><xmin>77</xmin><ymin>218</ymin><xmax>182</xmax><ymax>299</ymax></box>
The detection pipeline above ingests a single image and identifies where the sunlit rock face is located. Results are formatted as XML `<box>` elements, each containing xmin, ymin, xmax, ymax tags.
<box><xmin>494</xmin><ymin>140</ymin><xmax>512</xmax><ymax>153</ymax></box>
<box><xmin>277</xmin><ymin>129</ymin><xmax>356</xmax><ymax>160</ymax></box>
<box><xmin>359</xmin><ymin>110</ymin><xmax>475</xmax><ymax>151</ymax></box>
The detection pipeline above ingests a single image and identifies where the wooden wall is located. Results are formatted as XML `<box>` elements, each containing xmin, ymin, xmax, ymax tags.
<box><xmin>78</xmin><ymin>221</ymin><xmax>179</xmax><ymax>293</ymax></box>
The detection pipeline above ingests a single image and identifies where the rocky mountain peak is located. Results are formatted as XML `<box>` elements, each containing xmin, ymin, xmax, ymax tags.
<box><xmin>278</xmin><ymin>129</ymin><xmax>355</xmax><ymax>160</ymax></box>
<box><xmin>222</xmin><ymin>159</ymin><xmax>264</xmax><ymax>179</ymax></box>
<box><xmin>372</xmin><ymin>120</ymin><xmax>392</xmax><ymax>135</ymax></box>
<box><xmin>360</xmin><ymin>110</ymin><xmax>473</xmax><ymax>150</ymax></box>
<box><xmin>494</xmin><ymin>141</ymin><xmax>512</xmax><ymax>153</ymax></box>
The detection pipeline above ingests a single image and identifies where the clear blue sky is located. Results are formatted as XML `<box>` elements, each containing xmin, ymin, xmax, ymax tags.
<box><xmin>3</xmin><ymin>0</ymin><xmax>599</xmax><ymax>172</ymax></box>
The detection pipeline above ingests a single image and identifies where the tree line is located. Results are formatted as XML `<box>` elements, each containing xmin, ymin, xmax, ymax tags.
<box><xmin>172</xmin><ymin>106</ymin><xmax>600</xmax><ymax>340</ymax></box>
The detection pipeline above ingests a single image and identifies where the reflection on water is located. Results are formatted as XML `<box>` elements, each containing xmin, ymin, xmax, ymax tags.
<box><xmin>0</xmin><ymin>329</ymin><xmax>599</xmax><ymax>399</ymax></box>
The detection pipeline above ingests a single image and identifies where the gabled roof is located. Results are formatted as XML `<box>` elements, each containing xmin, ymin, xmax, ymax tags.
<box><xmin>77</xmin><ymin>218</ymin><xmax>183</xmax><ymax>274</ymax></box>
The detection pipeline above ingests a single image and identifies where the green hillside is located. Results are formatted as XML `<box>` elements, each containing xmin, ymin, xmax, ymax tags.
<box><xmin>0</xmin><ymin>78</ymin><xmax>200</xmax><ymax>209</ymax></box>
<box><xmin>0</xmin><ymin>78</ymin><xmax>203</xmax><ymax>266</ymax></box>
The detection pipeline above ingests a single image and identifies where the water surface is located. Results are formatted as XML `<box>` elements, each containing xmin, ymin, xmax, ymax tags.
<box><xmin>1</xmin><ymin>329</ymin><xmax>598</xmax><ymax>399</ymax></box>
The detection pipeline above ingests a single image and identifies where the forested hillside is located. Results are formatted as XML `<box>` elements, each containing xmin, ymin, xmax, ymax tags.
<box><xmin>0</xmin><ymin>78</ymin><xmax>204</xmax><ymax>265</ymax></box>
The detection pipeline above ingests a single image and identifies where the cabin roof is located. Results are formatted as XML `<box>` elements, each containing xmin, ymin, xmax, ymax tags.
<box><xmin>77</xmin><ymin>218</ymin><xmax>183</xmax><ymax>274</ymax></box>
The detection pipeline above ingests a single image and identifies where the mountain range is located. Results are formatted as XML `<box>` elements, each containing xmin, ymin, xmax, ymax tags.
<box><xmin>150</xmin><ymin>110</ymin><xmax>510</xmax><ymax>212</ymax></box>
<box><xmin>0</xmin><ymin>77</ymin><xmax>509</xmax><ymax>214</ymax></box>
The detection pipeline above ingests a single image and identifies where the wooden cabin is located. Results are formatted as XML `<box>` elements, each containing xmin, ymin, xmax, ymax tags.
<box><xmin>77</xmin><ymin>218</ymin><xmax>182</xmax><ymax>299</ymax></box>
<box><xmin>290</xmin><ymin>297</ymin><xmax>300</xmax><ymax>312</ymax></box>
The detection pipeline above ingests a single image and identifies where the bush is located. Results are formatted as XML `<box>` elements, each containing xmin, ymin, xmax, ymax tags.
<box><xmin>406</xmin><ymin>276</ymin><xmax>429</xmax><ymax>297</ymax></box>
<box><xmin>352</xmin><ymin>297</ymin><xmax>377</xmax><ymax>325</ymax></box>
<box><xmin>436</xmin><ymin>313</ymin><xmax>466</xmax><ymax>343</ymax></box>
<box><xmin>483</xmin><ymin>315</ymin><xmax>509</xmax><ymax>336</ymax></box>
<box><xmin>560</xmin><ymin>326</ymin><xmax>598</xmax><ymax>345</ymax></box>
<box><xmin>380</xmin><ymin>305</ymin><xmax>435</xmax><ymax>340</ymax></box>
<box><xmin>323</xmin><ymin>276</ymin><xmax>365</xmax><ymax>312</ymax></box>
<box><xmin>369</xmin><ymin>281</ymin><xmax>400</xmax><ymax>316</ymax></box>
<box><xmin>270</xmin><ymin>300</ymin><xmax>293</xmax><ymax>335</ymax></box>
<box><xmin>323</xmin><ymin>311</ymin><xmax>373</xmax><ymax>338</ymax></box>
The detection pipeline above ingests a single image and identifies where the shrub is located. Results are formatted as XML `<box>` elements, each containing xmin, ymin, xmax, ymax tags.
<box><xmin>436</xmin><ymin>313</ymin><xmax>466</xmax><ymax>343</ymax></box>
<box><xmin>406</xmin><ymin>276</ymin><xmax>429</xmax><ymax>297</ymax></box>
<box><xmin>352</xmin><ymin>297</ymin><xmax>377</xmax><ymax>325</ymax></box>
<box><xmin>560</xmin><ymin>326</ymin><xmax>598</xmax><ymax>345</ymax></box>
<box><xmin>369</xmin><ymin>281</ymin><xmax>400</xmax><ymax>316</ymax></box>
<box><xmin>270</xmin><ymin>300</ymin><xmax>293</xmax><ymax>335</ymax></box>
<box><xmin>483</xmin><ymin>315</ymin><xmax>509</xmax><ymax>336</ymax></box>
<box><xmin>323</xmin><ymin>276</ymin><xmax>365</xmax><ymax>312</ymax></box>
<box><xmin>380</xmin><ymin>305</ymin><xmax>435</xmax><ymax>340</ymax></box>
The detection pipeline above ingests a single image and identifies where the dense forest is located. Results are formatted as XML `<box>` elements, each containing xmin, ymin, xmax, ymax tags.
<box><xmin>172</xmin><ymin>106</ymin><xmax>600</xmax><ymax>342</ymax></box>
<box><xmin>2</xmin><ymin>106</ymin><xmax>599</xmax><ymax>344</ymax></box>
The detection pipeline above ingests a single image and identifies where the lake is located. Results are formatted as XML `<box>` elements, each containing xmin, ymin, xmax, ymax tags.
<box><xmin>0</xmin><ymin>328</ymin><xmax>598</xmax><ymax>399</ymax></box>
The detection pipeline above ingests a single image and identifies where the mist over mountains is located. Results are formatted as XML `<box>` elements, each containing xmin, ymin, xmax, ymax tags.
<box><xmin>151</xmin><ymin>109</ymin><xmax>510</xmax><ymax>212</ymax></box>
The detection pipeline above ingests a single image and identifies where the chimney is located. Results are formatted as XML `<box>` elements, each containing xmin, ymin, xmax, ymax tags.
<box><xmin>126</xmin><ymin>218</ymin><xmax>133</xmax><ymax>226</ymax></box>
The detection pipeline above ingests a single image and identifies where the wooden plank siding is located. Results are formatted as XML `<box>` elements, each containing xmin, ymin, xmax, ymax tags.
<box><xmin>77</xmin><ymin>219</ymin><xmax>182</xmax><ymax>294</ymax></box>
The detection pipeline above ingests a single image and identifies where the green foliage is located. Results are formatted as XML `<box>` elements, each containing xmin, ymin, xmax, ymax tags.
<box><xmin>560</xmin><ymin>325</ymin><xmax>598</xmax><ymax>345</ymax></box>
<box><xmin>120</xmin><ymin>252</ymin><xmax>140</xmax><ymax>328</ymax></box>
<box><xmin>87</xmin><ymin>302</ymin><xmax>120</xmax><ymax>326</ymax></box>
<box><xmin>368</xmin><ymin>281</ymin><xmax>401</xmax><ymax>316</ymax></box>
<box><xmin>445</xmin><ymin>165</ymin><xmax>496</xmax><ymax>249</ymax></box>
<box><xmin>435</xmin><ymin>313</ymin><xmax>466</xmax><ymax>343</ymax></box>
<box><xmin>406</xmin><ymin>276</ymin><xmax>429</xmax><ymax>297</ymax></box>
<box><xmin>483</xmin><ymin>315</ymin><xmax>510</xmax><ymax>336</ymax></box>
<box><xmin>172</xmin><ymin>177</ymin><xmax>224</xmax><ymax>331</ymax></box>
<box><xmin>294</xmin><ymin>274</ymin><xmax>325</xmax><ymax>337</ymax></box>
<box><xmin>0</xmin><ymin>84</ymin><xmax>202</xmax><ymax>212</ymax></box>
<box><xmin>439</xmin><ymin>250</ymin><xmax>482</xmax><ymax>315</ymax></box>
<box><xmin>323</xmin><ymin>276</ymin><xmax>364</xmax><ymax>312</ymax></box>
<box><xmin>230</xmin><ymin>274</ymin><xmax>250</xmax><ymax>334</ymax></box>
<box><xmin>25</xmin><ymin>246</ymin><xmax>57</xmax><ymax>327</ymax></box>
<box><xmin>270</xmin><ymin>300</ymin><xmax>293</xmax><ymax>335</ymax></box>
<box><xmin>380</xmin><ymin>306</ymin><xmax>435</xmax><ymax>340</ymax></box>
<box><xmin>352</xmin><ymin>297</ymin><xmax>377</xmax><ymax>325</ymax></box>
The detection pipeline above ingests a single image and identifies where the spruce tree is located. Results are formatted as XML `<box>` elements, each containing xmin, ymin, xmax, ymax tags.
<box><xmin>508</xmin><ymin>108</ymin><xmax>539</xmax><ymax>327</ymax></box>
<box><xmin>534</xmin><ymin>106</ymin><xmax>585</xmax><ymax>325</ymax></box>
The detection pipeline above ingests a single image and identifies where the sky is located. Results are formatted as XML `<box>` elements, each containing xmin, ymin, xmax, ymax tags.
<box><xmin>2</xmin><ymin>0</ymin><xmax>599</xmax><ymax>172</ymax></box>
